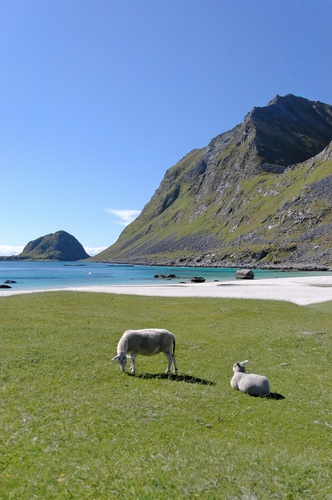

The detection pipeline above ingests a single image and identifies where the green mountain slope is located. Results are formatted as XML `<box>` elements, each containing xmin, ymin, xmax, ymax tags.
<box><xmin>96</xmin><ymin>95</ymin><xmax>332</xmax><ymax>269</ymax></box>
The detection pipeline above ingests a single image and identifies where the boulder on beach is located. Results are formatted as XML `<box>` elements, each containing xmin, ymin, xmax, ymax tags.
<box><xmin>235</xmin><ymin>269</ymin><xmax>255</xmax><ymax>280</ymax></box>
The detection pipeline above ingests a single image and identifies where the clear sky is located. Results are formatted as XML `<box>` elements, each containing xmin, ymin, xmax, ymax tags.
<box><xmin>1</xmin><ymin>0</ymin><xmax>331</xmax><ymax>256</ymax></box>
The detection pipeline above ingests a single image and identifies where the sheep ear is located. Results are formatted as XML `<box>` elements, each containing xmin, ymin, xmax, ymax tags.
<box><xmin>241</xmin><ymin>359</ymin><xmax>248</xmax><ymax>365</ymax></box>
<box><xmin>111</xmin><ymin>355</ymin><xmax>119</xmax><ymax>361</ymax></box>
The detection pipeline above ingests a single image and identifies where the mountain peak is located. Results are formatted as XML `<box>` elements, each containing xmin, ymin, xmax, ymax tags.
<box><xmin>267</xmin><ymin>93</ymin><xmax>300</xmax><ymax>106</ymax></box>
<box><xmin>245</xmin><ymin>94</ymin><xmax>332</xmax><ymax>169</ymax></box>
<box><xmin>267</xmin><ymin>94</ymin><xmax>282</xmax><ymax>105</ymax></box>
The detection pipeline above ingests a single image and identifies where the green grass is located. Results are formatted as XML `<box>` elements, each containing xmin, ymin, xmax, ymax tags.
<box><xmin>1</xmin><ymin>292</ymin><xmax>331</xmax><ymax>499</ymax></box>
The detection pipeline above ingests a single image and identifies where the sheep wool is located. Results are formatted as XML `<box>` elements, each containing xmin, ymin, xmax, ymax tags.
<box><xmin>112</xmin><ymin>328</ymin><xmax>177</xmax><ymax>374</ymax></box>
<box><xmin>231</xmin><ymin>361</ymin><xmax>270</xmax><ymax>397</ymax></box>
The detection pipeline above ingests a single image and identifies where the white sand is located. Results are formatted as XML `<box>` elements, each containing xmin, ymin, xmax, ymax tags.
<box><xmin>1</xmin><ymin>276</ymin><xmax>332</xmax><ymax>305</ymax></box>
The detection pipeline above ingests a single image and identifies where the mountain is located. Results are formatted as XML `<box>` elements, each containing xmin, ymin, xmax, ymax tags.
<box><xmin>95</xmin><ymin>94</ymin><xmax>332</xmax><ymax>269</ymax></box>
<box><xmin>16</xmin><ymin>231</ymin><xmax>90</xmax><ymax>261</ymax></box>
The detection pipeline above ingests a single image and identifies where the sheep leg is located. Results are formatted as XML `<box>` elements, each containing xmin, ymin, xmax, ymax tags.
<box><xmin>165</xmin><ymin>352</ymin><xmax>177</xmax><ymax>373</ymax></box>
<box><xmin>130</xmin><ymin>353</ymin><xmax>137</xmax><ymax>373</ymax></box>
<box><xmin>172</xmin><ymin>354</ymin><xmax>178</xmax><ymax>373</ymax></box>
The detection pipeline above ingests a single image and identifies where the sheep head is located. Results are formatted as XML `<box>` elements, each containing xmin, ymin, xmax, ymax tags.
<box><xmin>111</xmin><ymin>353</ymin><xmax>129</xmax><ymax>372</ymax></box>
<box><xmin>233</xmin><ymin>360</ymin><xmax>248</xmax><ymax>373</ymax></box>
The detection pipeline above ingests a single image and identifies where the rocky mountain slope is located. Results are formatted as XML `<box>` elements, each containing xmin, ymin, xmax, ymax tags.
<box><xmin>95</xmin><ymin>94</ymin><xmax>332</xmax><ymax>269</ymax></box>
<box><xmin>14</xmin><ymin>231</ymin><xmax>89</xmax><ymax>261</ymax></box>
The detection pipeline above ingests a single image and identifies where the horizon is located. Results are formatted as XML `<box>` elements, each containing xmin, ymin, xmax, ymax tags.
<box><xmin>2</xmin><ymin>1</ymin><xmax>331</xmax><ymax>256</ymax></box>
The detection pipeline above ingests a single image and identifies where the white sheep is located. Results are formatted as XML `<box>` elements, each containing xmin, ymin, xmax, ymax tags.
<box><xmin>230</xmin><ymin>360</ymin><xmax>270</xmax><ymax>396</ymax></box>
<box><xmin>111</xmin><ymin>328</ymin><xmax>178</xmax><ymax>374</ymax></box>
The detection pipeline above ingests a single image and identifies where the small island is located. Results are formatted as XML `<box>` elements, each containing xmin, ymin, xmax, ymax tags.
<box><xmin>0</xmin><ymin>230</ymin><xmax>90</xmax><ymax>261</ymax></box>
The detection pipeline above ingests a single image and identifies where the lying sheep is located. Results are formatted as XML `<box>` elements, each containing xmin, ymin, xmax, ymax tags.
<box><xmin>230</xmin><ymin>360</ymin><xmax>270</xmax><ymax>396</ymax></box>
<box><xmin>111</xmin><ymin>328</ymin><xmax>178</xmax><ymax>374</ymax></box>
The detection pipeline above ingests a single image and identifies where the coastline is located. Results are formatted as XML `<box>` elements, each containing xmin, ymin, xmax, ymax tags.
<box><xmin>1</xmin><ymin>276</ymin><xmax>332</xmax><ymax>305</ymax></box>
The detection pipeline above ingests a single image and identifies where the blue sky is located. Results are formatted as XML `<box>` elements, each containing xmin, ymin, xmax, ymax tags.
<box><xmin>1</xmin><ymin>0</ymin><xmax>331</xmax><ymax>256</ymax></box>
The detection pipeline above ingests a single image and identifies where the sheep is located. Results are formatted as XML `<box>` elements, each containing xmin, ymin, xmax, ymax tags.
<box><xmin>111</xmin><ymin>328</ymin><xmax>178</xmax><ymax>374</ymax></box>
<box><xmin>230</xmin><ymin>360</ymin><xmax>270</xmax><ymax>397</ymax></box>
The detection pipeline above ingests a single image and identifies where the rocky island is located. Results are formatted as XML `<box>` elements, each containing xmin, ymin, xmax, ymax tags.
<box><xmin>0</xmin><ymin>231</ymin><xmax>89</xmax><ymax>261</ymax></box>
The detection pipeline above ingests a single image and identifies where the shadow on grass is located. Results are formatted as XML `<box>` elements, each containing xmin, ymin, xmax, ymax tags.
<box><xmin>248</xmin><ymin>392</ymin><xmax>285</xmax><ymax>400</ymax></box>
<box><xmin>127</xmin><ymin>372</ymin><xmax>215</xmax><ymax>385</ymax></box>
<box><xmin>267</xmin><ymin>392</ymin><xmax>285</xmax><ymax>400</ymax></box>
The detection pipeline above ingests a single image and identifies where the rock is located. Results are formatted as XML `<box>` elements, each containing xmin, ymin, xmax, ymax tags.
<box><xmin>154</xmin><ymin>274</ymin><xmax>178</xmax><ymax>279</ymax></box>
<box><xmin>191</xmin><ymin>276</ymin><xmax>206</xmax><ymax>283</ymax></box>
<box><xmin>235</xmin><ymin>269</ymin><xmax>255</xmax><ymax>280</ymax></box>
<box><xmin>4</xmin><ymin>280</ymin><xmax>17</xmax><ymax>283</ymax></box>
<box><xmin>251</xmin><ymin>250</ymin><xmax>268</xmax><ymax>261</ymax></box>
<box><xmin>0</xmin><ymin>284</ymin><xmax>12</xmax><ymax>289</ymax></box>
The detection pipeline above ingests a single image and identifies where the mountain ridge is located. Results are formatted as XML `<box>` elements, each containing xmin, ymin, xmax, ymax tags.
<box><xmin>95</xmin><ymin>94</ymin><xmax>332</xmax><ymax>269</ymax></box>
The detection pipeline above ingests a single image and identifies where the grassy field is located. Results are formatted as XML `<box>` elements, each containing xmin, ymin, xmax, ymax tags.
<box><xmin>0</xmin><ymin>292</ymin><xmax>331</xmax><ymax>499</ymax></box>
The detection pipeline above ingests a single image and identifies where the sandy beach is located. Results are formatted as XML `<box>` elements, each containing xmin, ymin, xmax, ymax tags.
<box><xmin>1</xmin><ymin>276</ymin><xmax>332</xmax><ymax>305</ymax></box>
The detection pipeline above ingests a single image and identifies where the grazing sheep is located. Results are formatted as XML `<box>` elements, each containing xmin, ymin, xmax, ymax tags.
<box><xmin>111</xmin><ymin>328</ymin><xmax>178</xmax><ymax>374</ymax></box>
<box><xmin>230</xmin><ymin>360</ymin><xmax>270</xmax><ymax>396</ymax></box>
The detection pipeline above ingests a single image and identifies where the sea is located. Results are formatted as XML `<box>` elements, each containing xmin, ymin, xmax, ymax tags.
<box><xmin>1</xmin><ymin>261</ymin><xmax>332</xmax><ymax>292</ymax></box>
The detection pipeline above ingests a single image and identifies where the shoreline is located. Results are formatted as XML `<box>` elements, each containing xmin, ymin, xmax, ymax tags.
<box><xmin>1</xmin><ymin>276</ymin><xmax>332</xmax><ymax>305</ymax></box>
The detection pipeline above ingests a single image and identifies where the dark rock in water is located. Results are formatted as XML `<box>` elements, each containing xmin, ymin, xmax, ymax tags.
<box><xmin>191</xmin><ymin>276</ymin><xmax>206</xmax><ymax>283</ymax></box>
<box><xmin>0</xmin><ymin>284</ymin><xmax>12</xmax><ymax>289</ymax></box>
<box><xmin>236</xmin><ymin>269</ymin><xmax>255</xmax><ymax>280</ymax></box>
<box><xmin>4</xmin><ymin>280</ymin><xmax>17</xmax><ymax>283</ymax></box>
<box><xmin>154</xmin><ymin>273</ymin><xmax>178</xmax><ymax>279</ymax></box>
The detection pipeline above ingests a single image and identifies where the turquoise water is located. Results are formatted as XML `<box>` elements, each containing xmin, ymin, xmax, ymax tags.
<box><xmin>1</xmin><ymin>261</ymin><xmax>331</xmax><ymax>292</ymax></box>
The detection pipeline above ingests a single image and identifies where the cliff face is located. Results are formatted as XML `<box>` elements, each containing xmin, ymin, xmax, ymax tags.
<box><xmin>248</xmin><ymin>94</ymin><xmax>332</xmax><ymax>170</ymax></box>
<box><xmin>96</xmin><ymin>94</ymin><xmax>332</xmax><ymax>269</ymax></box>
<box><xmin>18</xmin><ymin>231</ymin><xmax>90</xmax><ymax>261</ymax></box>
